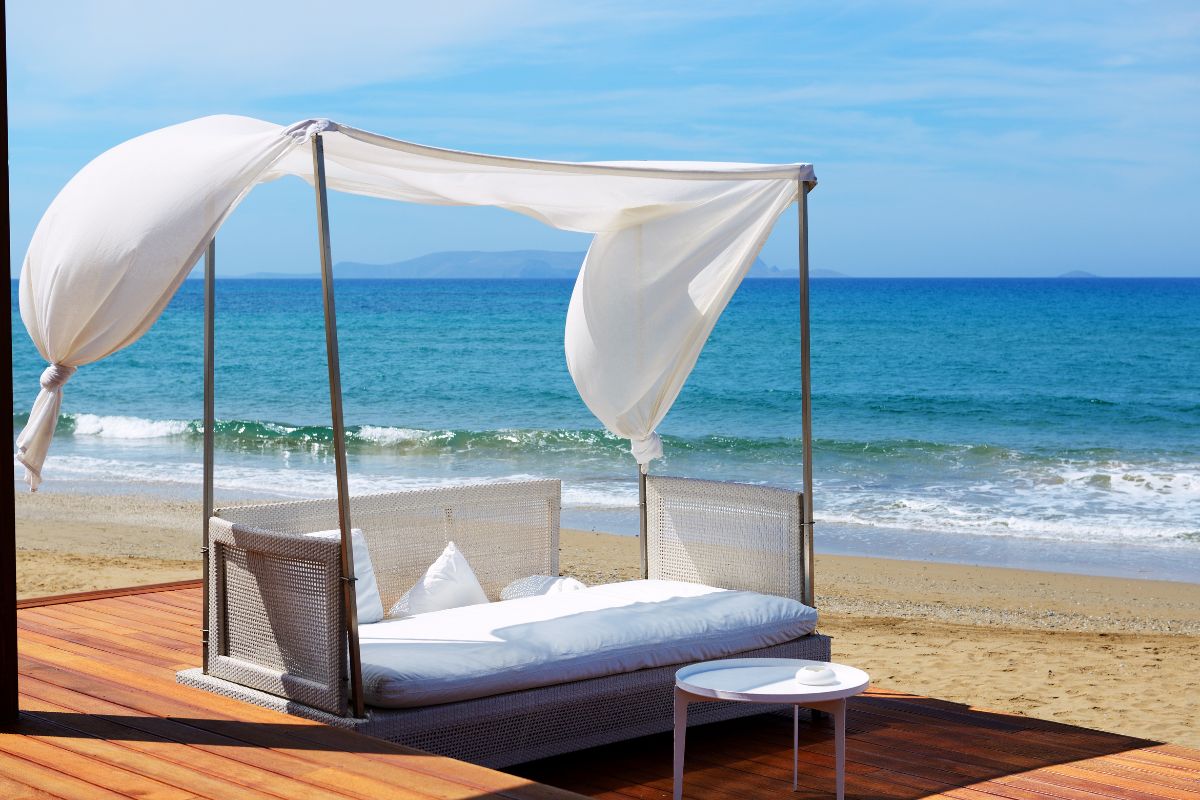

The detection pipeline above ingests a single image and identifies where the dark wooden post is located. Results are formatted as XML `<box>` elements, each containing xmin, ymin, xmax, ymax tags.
<box><xmin>1</xmin><ymin>2</ymin><xmax>20</xmax><ymax>725</ymax></box>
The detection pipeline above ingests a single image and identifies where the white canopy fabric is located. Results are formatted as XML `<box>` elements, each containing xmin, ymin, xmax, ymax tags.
<box><xmin>16</xmin><ymin>115</ymin><xmax>813</xmax><ymax>489</ymax></box>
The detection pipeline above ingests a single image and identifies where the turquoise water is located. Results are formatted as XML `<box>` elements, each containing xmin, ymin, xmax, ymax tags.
<box><xmin>11</xmin><ymin>278</ymin><xmax>1200</xmax><ymax>581</ymax></box>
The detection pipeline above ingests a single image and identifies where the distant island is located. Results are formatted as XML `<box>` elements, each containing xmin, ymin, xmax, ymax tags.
<box><xmin>228</xmin><ymin>250</ymin><xmax>851</xmax><ymax>280</ymax></box>
<box><xmin>769</xmin><ymin>267</ymin><xmax>850</xmax><ymax>279</ymax></box>
<box><xmin>1058</xmin><ymin>270</ymin><xmax>1100</xmax><ymax>279</ymax></box>
<box><xmin>336</xmin><ymin>251</ymin><xmax>587</xmax><ymax>279</ymax></box>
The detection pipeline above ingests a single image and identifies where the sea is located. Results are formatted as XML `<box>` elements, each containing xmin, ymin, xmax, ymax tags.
<box><xmin>11</xmin><ymin>277</ymin><xmax>1200</xmax><ymax>583</ymax></box>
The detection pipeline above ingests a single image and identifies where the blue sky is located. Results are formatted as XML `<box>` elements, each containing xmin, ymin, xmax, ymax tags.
<box><xmin>7</xmin><ymin>1</ymin><xmax>1199</xmax><ymax>277</ymax></box>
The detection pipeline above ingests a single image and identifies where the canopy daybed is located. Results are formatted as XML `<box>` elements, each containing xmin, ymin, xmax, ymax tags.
<box><xmin>15</xmin><ymin>116</ymin><xmax>824</xmax><ymax>766</ymax></box>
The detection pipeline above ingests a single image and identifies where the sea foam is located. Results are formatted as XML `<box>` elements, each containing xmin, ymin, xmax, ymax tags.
<box><xmin>70</xmin><ymin>413</ymin><xmax>191</xmax><ymax>439</ymax></box>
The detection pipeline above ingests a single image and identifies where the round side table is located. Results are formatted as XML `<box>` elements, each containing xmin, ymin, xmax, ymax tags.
<box><xmin>673</xmin><ymin>658</ymin><xmax>870</xmax><ymax>800</ymax></box>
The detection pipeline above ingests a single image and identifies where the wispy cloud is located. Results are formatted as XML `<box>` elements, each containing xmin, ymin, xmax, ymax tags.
<box><xmin>7</xmin><ymin>1</ymin><xmax>1199</xmax><ymax>276</ymax></box>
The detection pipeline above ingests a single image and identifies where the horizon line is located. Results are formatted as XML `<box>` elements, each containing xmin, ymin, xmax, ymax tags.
<box><xmin>9</xmin><ymin>274</ymin><xmax>1200</xmax><ymax>281</ymax></box>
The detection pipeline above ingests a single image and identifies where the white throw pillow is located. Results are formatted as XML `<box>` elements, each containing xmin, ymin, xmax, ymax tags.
<box><xmin>305</xmin><ymin>527</ymin><xmax>385</xmax><ymax>624</ymax></box>
<box><xmin>500</xmin><ymin>574</ymin><xmax>587</xmax><ymax>601</ymax></box>
<box><xmin>391</xmin><ymin>541</ymin><xmax>488</xmax><ymax>617</ymax></box>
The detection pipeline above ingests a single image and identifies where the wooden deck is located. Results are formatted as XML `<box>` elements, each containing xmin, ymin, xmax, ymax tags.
<box><xmin>5</xmin><ymin>582</ymin><xmax>583</xmax><ymax>800</ymax></box>
<box><xmin>5</xmin><ymin>584</ymin><xmax>1199</xmax><ymax>800</ymax></box>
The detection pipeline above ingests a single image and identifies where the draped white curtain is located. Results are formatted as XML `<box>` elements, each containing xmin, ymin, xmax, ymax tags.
<box><xmin>16</xmin><ymin>117</ymin><xmax>296</xmax><ymax>489</ymax></box>
<box><xmin>16</xmin><ymin>115</ymin><xmax>811</xmax><ymax>489</ymax></box>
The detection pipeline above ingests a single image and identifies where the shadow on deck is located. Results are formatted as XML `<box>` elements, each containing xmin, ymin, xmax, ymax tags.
<box><xmin>514</xmin><ymin>686</ymin><xmax>1199</xmax><ymax>800</ymax></box>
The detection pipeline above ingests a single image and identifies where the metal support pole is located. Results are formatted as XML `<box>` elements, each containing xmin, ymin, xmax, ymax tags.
<box><xmin>798</xmin><ymin>181</ymin><xmax>816</xmax><ymax>608</ymax></box>
<box><xmin>0</xmin><ymin>36</ymin><xmax>16</xmax><ymax>722</ymax></box>
<box><xmin>311</xmin><ymin>132</ymin><xmax>366</xmax><ymax>718</ymax></box>
<box><xmin>638</xmin><ymin>469</ymin><xmax>649</xmax><ymax>579</ymax></box>
<box><xmin>201</xmin><ymin>238</ymin><xmax>216</xmax><ymax>673</ymax></box>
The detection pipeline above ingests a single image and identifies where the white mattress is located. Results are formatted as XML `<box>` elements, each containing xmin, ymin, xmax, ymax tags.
<box><xmin>358</xmin><ymin>579</ymin><xmax>818</xmax><ymax>708</ymax></box>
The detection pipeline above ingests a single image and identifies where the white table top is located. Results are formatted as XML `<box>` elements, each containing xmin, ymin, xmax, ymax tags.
<box><xmin>676</xmin><ymin>658</ymin><xmax>870</xmax><ymax>704</ymax></box>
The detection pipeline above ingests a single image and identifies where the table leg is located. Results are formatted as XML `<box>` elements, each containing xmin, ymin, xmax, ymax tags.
<box><xmin>805</xmin><ymin>698</ymin><xmax>849</xmax><ymax>800</ymax></box>
<box><xmin>833</xmin><ymin>698</ymin><xmax>846</xmax><ymax>800</ymax></box>
<box><xmin>673</xmin><ymin>689</ymin><xmax>688</xmax><ymax>800</ymax></box>
<box><xmin>793</xmin><ymin>705</ymin><xmax>799</xmax><ymax>791</ymax></box>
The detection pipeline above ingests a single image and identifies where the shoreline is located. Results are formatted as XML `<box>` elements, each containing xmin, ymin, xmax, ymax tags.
<box><xmin>19</xmin><ymin>477</ymin><xmax>1200</xmax><ymax>586</ymax></box>
<box><xmin>15</xmin><ymin>489</ymin><xmax>1200</xmax><ymax>747</ymax></box>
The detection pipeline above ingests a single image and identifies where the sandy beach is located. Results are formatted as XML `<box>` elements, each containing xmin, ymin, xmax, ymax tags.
<box><xmin>15</xmin><ymin>489</ymin><xmax>1200</xmax><ymax>748</ymax></box>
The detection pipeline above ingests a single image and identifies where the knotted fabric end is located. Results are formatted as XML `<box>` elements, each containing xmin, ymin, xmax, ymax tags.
<box><xmin>15</xmin><ymin>362</ymin><xmax>78</xmax><ymax>491</ymax></box>
<box><xmin>631</xmin><ymin>432</ymin><xmax>663</xmax><ymax>473</ymax></box>
<box><xmin>40</xmin><ymin>363</ymin><xmax>76</xmax><ymax>391</ymax></box>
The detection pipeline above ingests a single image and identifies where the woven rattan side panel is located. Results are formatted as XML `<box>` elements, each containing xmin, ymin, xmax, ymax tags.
<box><xmin>646</xmin><ymin>476</ymin><xmax>805</xmax><ymax>602</ymax></box>
<box><xmin>207</xmin><ymin>519</ymin><xmax>346</xmax><ymax>715</ymax></box>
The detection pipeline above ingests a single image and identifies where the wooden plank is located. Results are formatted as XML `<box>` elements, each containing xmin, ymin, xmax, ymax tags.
<box><xmin>32</xmin><ymin>602</ymin><xmax>202</xmax><ymax>645</ymax></box>
<box><xmin>0</xmin><ymin>769</ymin><xmax>61</xmax><ymax>800</ymax></box>
<box><xmin>1110</xmin><ymin>751</ymin><xmax>1200</xmax><ymax>777</ymax></box>
<box><xmin>23</xmin><ymin>609</ymin><xmax>199</xmax><ymax>660</ymax></box>
<box><xmin>833</xmin><ymin>710</ymin><xmax>1099</xmax><ymax>775</ymax></box>
<box><xmin>19</xmin><ymin>611</ymin><xmax>197</xmax><ymax>662</ymax></box>
<box><xmin>1152</xmin><ymin>747</ymin><xmax>1200</xmax><ymax>766</ymax></box>
<box><xmin>949</xmin><ymin>784</ymin><xmax>1096</xmax><ymax>800</ymax></box>
<box><xmin>122</xmin><ymin>586</ymin><xmax>204</xmax><ymax>609</ymax></box>
<box><xmin>18</xmin><ymin>617</ymin><xmax>199</xmax><ymax>673</ymax></box>
<box><xmin>17</xmin><ymin>580</ymin><xmax>203</xmax><ymax>609</ymax></box>
<box><xmin>0</xmin><ymin>747</ymin><xmax>156</xmax><ymax>800</ymax></box>
<box><xmin>1002</xmin><ymin>770</ymin><xmax>1170</xmax><ymax>800</ymax></box>
<box><xmin>845</xmin><ymin>699</ymin><xmax>1142</xmax><ymax>761</ymax></box>
<box><xmin>99</xmin><ymin>591</ymin><xmax>203</xmax><ymax>621</ymax></box>
<box><xmin>1069</xmin><ymin>759</ymin><xmax>1200</xmax><ymax>796</ymax></box>
<box><xmin>49</xmin><ymin>598</ymin><xmax>202</xmax><ymax>636</ymax></box>
<box><xmin>106</xmin><ymin>592</ymin><xmax>204</xmax><ymax>620</ymax></box>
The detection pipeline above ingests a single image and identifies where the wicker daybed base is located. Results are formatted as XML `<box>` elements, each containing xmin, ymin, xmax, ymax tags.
<box><xmin>179</xmin><ymin>477</ymin><xmax>827</xmax><ymax>766</ymax></box>
<box><xmin>180</xmin><ymin>633</ymin><xmax>830</xmax><ymax>768</ymax></box>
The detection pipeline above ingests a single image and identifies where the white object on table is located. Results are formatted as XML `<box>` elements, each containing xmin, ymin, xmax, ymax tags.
<box><xmin>795</xmin><ymin>664</ymin><xmax>838</xmax><ymax>685</ymax></box>
<box><xmin>673</xmin><ymin>658</ymin><xmax>870</xmax><ymax>800</ymax></box>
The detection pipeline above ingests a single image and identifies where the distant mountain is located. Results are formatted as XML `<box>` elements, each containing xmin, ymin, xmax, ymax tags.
<box><xmin>233</xmin><ymin>250</ymin><xmax>586</xmax><ymax>280</ymax></box>
<box><xmin>745</xmin><ymin>263</ymin><xmax>849</xmax><ymax>279</ymax></box>
<box><xmin>337</xmin><ymin>250</ymin><xmax>588</xmax><ymax>279</ymax></box>
<box><xmin>223</xmin><ymin>250</ymin><xmax>850</xmax><ymax>279</ymax></box>
<box><xmin>1058</xmin><ymin>270</ymin><xmax>1100</xmax><ymax>279</ymax></box>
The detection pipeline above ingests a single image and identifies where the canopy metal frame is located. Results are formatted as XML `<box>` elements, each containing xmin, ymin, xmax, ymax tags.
<box><xmin>200</xmin><ymin>131</ymin><xmax>816</xmax><ymax>718</ymax></box>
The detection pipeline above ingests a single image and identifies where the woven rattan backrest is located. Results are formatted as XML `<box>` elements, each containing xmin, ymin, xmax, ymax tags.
<box><xmin>645</xmin><ymin>475</ymin><xmax>805</xmax><ymax>602</ymax></box>
<box><xmin>216</xmin><ymin>480</ymin><xmax>560</xmax><ymax>610</ymax></box>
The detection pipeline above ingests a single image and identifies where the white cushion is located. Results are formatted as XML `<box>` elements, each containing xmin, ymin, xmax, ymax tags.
<box><xmin>359</xmin><ymin>579</ymin><xmax>819</xmax><ymax>708</ymax></box>
<box><xmin>390</xmin><ymin>541</ymin><xmax>488</xmax><ymax>617</ymax></box>
<box><xmin>500</xmin><ymin>574</ymin><xmax>587</xmax><ymax>600</ymax></box>
<box><xmin>304</xmin><ymin>528</ymin><xmax>384</xmax><ymax>624</ymax></box>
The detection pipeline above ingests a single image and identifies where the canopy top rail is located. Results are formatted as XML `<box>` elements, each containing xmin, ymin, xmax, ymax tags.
<box><xmin>308</xmin><ymin>120</ymin><xmax>817</xmax><ymax>184</ymax></box>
